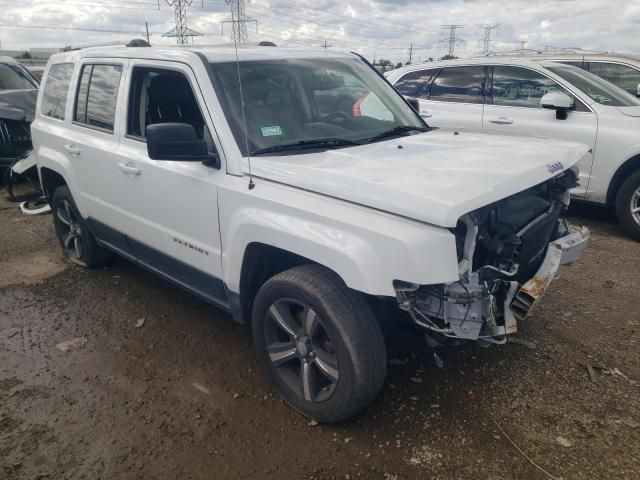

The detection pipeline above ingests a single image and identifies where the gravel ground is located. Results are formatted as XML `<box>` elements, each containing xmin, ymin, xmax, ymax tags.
<box><xmin>1</xmin><ymin>188</ymin><xmax>639</xmax><ymax>480</ymax></box>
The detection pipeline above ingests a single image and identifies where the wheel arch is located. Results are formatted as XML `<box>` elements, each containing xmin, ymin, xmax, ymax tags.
<box><xmin>39</xmin><ymin>167</ymin><xmax>68</xmax><ymax>201</ymax></box>
<box><xmin>606</xmin><ymin>153</ymin><xmax>640</xmax><ymax>205</ymax></box>
<box><xmin>232</xmin><ymin>242</ymin><xmax>319</xmax><ymax>324</ymax></box>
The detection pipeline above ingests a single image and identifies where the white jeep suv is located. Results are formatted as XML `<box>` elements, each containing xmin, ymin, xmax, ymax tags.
<box><xmin>386</xmin><ymin>58</ymin><xmax>640</xmax><ymax>240</ymax></box>
<box><xmin>32</xmin><ymin>43</ymin><xmax>589</xmax><ymax>422</ymax></box>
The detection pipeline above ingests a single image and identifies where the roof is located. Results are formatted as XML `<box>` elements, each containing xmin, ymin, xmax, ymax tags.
<box><xmin>386</xmin><ymin>56</ymin><xmax>544</xmax><ymax>76</ymax></box>
<box><xmin>0</xmin><ymin>56</ymin><xmax>21</xmax><ymax>65</ymax></box>
<box><xmin>48</xmin><ymin>45</ymin><xmax>355</xmax><ymax>64</ymax></box>
<box><xmin>484</xmin><ymin>51</ymin><xmax>640</xmax><ymax>64</ymax></box>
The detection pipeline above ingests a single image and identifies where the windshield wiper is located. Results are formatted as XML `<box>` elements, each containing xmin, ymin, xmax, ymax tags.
<box><xmin>251</xmin><ymin>138</ymin><xmax>363</xmax><ymax>156</ymax></box>
<box><xmin>365</xmin><ymin>125</ymin><xmax>430</xmax><ymax>143</ymax></box>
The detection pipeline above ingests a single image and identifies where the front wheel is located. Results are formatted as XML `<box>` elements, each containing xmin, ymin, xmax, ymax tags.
<box><xmin>252</xmin><ymin>265</ymin><xmax>387</xmax><ymax>423</ymax></box>
<box><xmin>615</xmin><ymin>170</ymin><xmax>640</xmax><ymax>241</ymax></box>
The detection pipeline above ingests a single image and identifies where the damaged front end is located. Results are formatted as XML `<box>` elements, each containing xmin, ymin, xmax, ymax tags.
<box><xmin>395</xmin><ymin>167</ymin><xmax>589</xmax><ymax>344</ymax></box>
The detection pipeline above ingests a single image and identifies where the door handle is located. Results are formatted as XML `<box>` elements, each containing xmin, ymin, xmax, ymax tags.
<box><xmin>488</xmin><ymin>117</ymin><xmax>514</xmax><ymax>125</ymax></box>
<box><xmin>64</xmin><ymin>144</ymin><xmax>81</xmax><ymax>156</ymax></box>
<box><xmin>420</xmin><ymin>110</ymin><xmax>433</xmax><ymax>118</ymax></box>
<box><xmin>118</xmin><ymin>161</ymin><xmax>141</xmax><ymax>176</ymax></box>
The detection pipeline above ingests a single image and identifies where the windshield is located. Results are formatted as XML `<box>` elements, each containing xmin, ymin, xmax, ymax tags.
<box><xmin>0</xmin><ymin>62</ymin><xmax>38</xmax><ymax>90</ymax></box>
<box><xmin>546</xmin><ymin>63</ymin><xmax>640</xmax><ymax>107</ymax></box>
<box><xmin>209</xmin><ymin>57</ymin><xmax>426</xmax><ymax>156</ymax></box>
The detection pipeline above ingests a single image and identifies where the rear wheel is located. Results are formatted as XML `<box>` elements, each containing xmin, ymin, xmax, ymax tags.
<box><xmin>615</xmin><ymin>170</ymin><xmax>640</xmax><ymax>241</ymax></box>
<box><xmin>252</xmin><ymin>264</ymin><xmax>387</xmax><ymax>423</ymax></box>
<box><xmin>51</xmin><ymin>186</ymin><xmax>111</xmax><ymax>267</ymax></box>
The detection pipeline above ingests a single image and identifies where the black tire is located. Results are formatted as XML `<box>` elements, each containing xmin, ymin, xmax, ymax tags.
<box><xmin>51</xmin><ymin>186</ymin><xmax>111</xmax><ymax>267</ymax></box>
<box><xmin>615</xmin><ymin>170</ymin><xmax>640</xmax><ymax>241</ymax></box>
<box><xmin>252</xmin><ymin>264</ymin><xmax>387</xmax><ymax>423</ymax></box>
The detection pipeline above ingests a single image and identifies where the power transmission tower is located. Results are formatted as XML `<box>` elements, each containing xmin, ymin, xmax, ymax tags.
<box><xmin>222</xmin><ymin>0</ymin><xmax>257</xmax><ymax>44</ymax></box>
<box><xmin>518</xmin><ymin>40</ymin><xmax>527</xmax><ymax>52</ymax></box>
<box><xmin>163</xmin><ymin>0</ymin><xmax>202</xmax><ymax>45</ymax></box>
<box><xmin>442</xmin><ymin>25</ymin><xmax>464</xmax><ymax>58</ymax></box>
<box><xmin>479</xmin><ymin>23</ymin><xmax>500</xmax><ymax>55</ymax></box>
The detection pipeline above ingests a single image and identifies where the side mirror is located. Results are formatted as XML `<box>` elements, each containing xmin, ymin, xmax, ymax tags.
<box><xmin>541</xmin><ymin>92</ymin><xmax>572</xmax><ymax>120</ymax></box>
<box><xmin>404</xmin><ymin>96</ymin><xmax>420</xmax><ymax>112</ymax></box>
<box><xmin>146</xmin><ymin>123</ymin><xmax>218</xmax><ymax>166</ymax></box>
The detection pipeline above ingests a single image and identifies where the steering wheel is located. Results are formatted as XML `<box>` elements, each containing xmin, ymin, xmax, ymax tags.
<box><xmin>324</xmin><ymin>111</ymin><xmax>351</xmax><ymax>123</ymax></box>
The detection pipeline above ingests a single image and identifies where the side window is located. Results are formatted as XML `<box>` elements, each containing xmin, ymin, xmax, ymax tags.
<box><xmin>429</xmin><ymin>66</ymin><xmax>486</xmax><ymax>104</ymax></box>
<box><xmin>74</xmin><ymin>64</ymin><xmax>122</xmax><ymax>132</ymax></box>
<box><xmin>126</xmin><ymin>67</ymin><xmax>206</xmax><ymax>139</ymax></box>
<box><xmin>491</xmin><ymin>66</ymin><xmax>588</xmax><ymax>111</ymax></box>
<box><xmin>40</xmin><ymin>63</ymin><xmax>74</xmax><ymax>120</ymax></box>
<box><xmin>587</xmin><ymin>62</ymin><xmax>640</xmax><ymax>96</ymax></box>
<box><xmin>394</xmin><ymin>69</ymin><xmax>437</xmax><ymax>98</ymax></box>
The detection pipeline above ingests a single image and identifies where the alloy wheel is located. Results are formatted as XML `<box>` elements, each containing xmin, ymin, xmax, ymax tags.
<box><xmin>631</xmin><ymin>187</ymin><xmax>640</xmax><ymax>226</ymax></box>
<box><xmin>55</xmin><ymin>199</ymin><xmax>83</xmax><ymax>260</ymax></box>
<box><xmin>264</xmin><ymin>298</ymin><xmax>339</xmax><ymax>402</ymax></box>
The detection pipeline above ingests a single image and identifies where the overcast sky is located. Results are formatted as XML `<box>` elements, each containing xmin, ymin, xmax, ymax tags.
<box><xmin>1</xmin><ymin>0</ymin><xmax>639</xmax><ymax>63</ymax></box>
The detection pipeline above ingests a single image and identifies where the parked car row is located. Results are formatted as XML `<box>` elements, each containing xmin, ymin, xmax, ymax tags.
<box><xmin>386</xmin><ymin>56</ymin><xmax>640</xmax><ymax>240</ymax></box>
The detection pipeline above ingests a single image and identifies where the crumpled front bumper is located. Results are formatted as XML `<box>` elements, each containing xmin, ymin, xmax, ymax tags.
<box><xmin>509</xmin><ymin>226</ymin><xmax>590</xmax><ymax>322</ymax></box>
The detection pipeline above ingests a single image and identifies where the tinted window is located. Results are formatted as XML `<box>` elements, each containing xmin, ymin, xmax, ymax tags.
<box><xmin>491</xmin><ymin>66</ymin><xmax>587</xmax><ymax>111</ymax></box>
<box><xmin>127</xmin><ymin>67</ymin><xmax>205</xmax><ymax>139</ymax></box>
<box><xmin>587</xmin><ymin>62</ymin><xmax>640</xmax><ymax>96</ymax></box>
<box><xmin>74</xmin><ymin>66</ymin><xmax>91</xmax><ymax>124</ymax></box>
<box><xmin>394</xmin><ymin>69</ymin><xmax>437</xmax><ymax>98</ymax></box>
<box><xmin>40</xmin><ymin>63</ymin><xmax>74</xmax><ymax>120</ymax></box>
<box><xmin>547</xmin><ymin>63</ymin><xmax>640</xmax><ymax>107</ymax></box>
<box><xmin>429</xmin><ymin>66</ymin><xmax>486</xmax><ymax>104</ymax></box>
<box><xmin>74</xmin><ymin>64</ymin><xmax>122</xmax><ymax>131</ymax></box>
<box><xmin>0</xmin><ymin>62</ymin><xmax>38</xmax><ymax>90</ymax></box>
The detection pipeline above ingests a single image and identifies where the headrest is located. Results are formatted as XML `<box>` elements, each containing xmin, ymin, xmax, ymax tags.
<box><xmin>148</xmin><ymin>74</ymin><xmax>191</xmax><ymax>104</ymax></box>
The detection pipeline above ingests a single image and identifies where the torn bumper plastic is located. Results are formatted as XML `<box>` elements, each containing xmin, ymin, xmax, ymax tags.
<box><xmin>510</xmin><ymin>226</ymin><xmax>590</xmax><ymax>321</ymax></box>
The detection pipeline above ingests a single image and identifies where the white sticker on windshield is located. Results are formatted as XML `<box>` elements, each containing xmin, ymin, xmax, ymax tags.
<box><xmin>261</xmin><ymin>125</ymin><xmax>283</xmax><ymax>137</ymax></box>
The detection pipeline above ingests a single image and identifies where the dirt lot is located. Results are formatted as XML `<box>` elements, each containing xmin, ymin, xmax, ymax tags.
<box><xmin>1</xmin><ymin>189</ymin><xmax>638</xmax><ymax>480</ymax></box>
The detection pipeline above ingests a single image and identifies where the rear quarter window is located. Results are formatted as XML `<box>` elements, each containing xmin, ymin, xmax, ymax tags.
<box><xmin>40</xmin><ymin>63</ymin><xmax>74</xmax><ymax>120</ymax></box>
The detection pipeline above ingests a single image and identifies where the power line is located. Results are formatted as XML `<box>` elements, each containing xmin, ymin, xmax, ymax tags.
<box><xmin>222</xmin><ymin>0</ymin><xmax>256</xmax><ymax>44</ymax></box>
<box><xmin>442</xmin><ymin>24</ymin><xmax>464</xmax><ymax>58</ymax></box>
<box><xmin>163</xmin><ymin>0</ymin><xmax>202</xmax><ymax>45</ymax></box>
<box><xmin>479</xmin><ymin>23</ymin><xmax>500</xmax><ymax>55</ymax></box>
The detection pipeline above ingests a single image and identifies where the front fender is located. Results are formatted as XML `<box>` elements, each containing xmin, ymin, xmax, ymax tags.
<box><xmin>219</xmin><ymin>178</ymin><xmax>460</xmax><ymax>297</ymax></box>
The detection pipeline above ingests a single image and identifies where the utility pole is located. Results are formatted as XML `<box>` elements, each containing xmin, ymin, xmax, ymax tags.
<box><xmin>145</xmin><ymin>21</ymin><xmax>150</xmax><ymax>43</ymax></box>
<box><xmin>162</xmin><ymin>0</ymin><xmax>202</xmax><ymax>45</ymax></box>
<box><xmin>222</xmin><ymin>0</ymin><xmax>257</xmax><ymax>44</ymax></box>
<box><xmin>322</xmin><ymin>40</ymin><xmax>333</xmax><ymax>49</ymax></box>
<box><xmin>479</xmin><ymin>23</ymin><xmax>500</xmax><ymax>55</ymax></box>
<box><xmin>442</xmin><ymin>25</ymin><xmax>464</xmax><ymax>58</ymax></box>
<box><xmin>407</xmin><ymin>42</ymin><xmax>413</xmax><ymax>64</ymax></box>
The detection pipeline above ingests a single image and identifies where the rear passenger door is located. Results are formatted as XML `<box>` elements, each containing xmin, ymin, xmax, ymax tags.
<box><xmin>483</xmin><ymin>65</ymin><xmax>598</xmax><ymax>197</ymax></box>
<box><xmin>404</xmin><ymin>66</ymin><xmax>486</xmax><ymax>131</ymax></box>
<box><xmin>68</xmin><ymin>61</ymin><xmax>129</xmax><ymax>247</ymax></box>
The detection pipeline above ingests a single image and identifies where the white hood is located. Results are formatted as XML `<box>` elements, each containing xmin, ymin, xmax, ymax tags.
<box><xmin>248</xmin><ymin>130</ymin><xmax>589</xmax><ymax>228</ymax></box>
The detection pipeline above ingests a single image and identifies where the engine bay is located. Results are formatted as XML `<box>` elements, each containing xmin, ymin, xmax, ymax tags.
<box><xmin>396</xmin><ymin>167</ymin><xmax>585</xmax><ymax>343</ymax></box>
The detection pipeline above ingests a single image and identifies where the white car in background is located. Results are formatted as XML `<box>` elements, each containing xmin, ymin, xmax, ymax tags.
<box><xmin>386</xmin><ymin>58</ymin><xmax>640</xmax><ymax>240</ymax></box>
